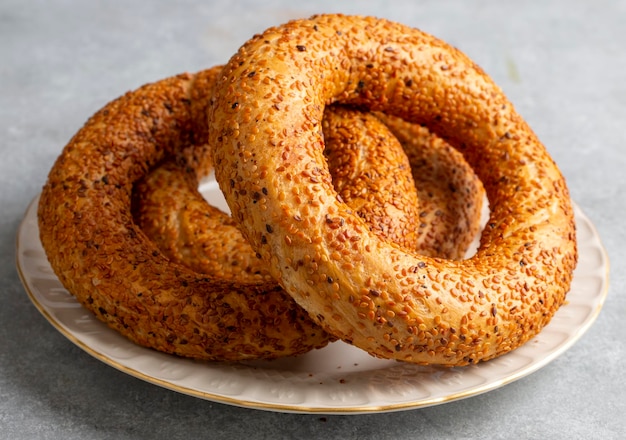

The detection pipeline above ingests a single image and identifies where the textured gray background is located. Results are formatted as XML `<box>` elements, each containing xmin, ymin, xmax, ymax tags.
<box><xmin>1</xmin><ymin>0</ymin><xmax>624</xmax><ymax>438</ymax></box>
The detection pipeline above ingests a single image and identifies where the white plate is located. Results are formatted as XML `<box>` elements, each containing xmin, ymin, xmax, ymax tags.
<box><xmin>16</xmin><ymin>184</ymin><xmax>609</xmax><ymax>414</ymax></box>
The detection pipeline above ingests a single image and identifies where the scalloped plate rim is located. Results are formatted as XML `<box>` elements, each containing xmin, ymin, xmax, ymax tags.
<box><xmin>16</xmin><ymin>193</ymin><xmax>609</xmax><ymax>414</ymax></box>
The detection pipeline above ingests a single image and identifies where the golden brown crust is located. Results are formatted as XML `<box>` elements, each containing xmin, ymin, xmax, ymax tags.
<box><xmin>133</xmin><ymin>160</ymin><xmax>274</xmax><ymax>282</ymax></box>
<box><xmin>209</xmin><ymin>14</ymin><xmax>578</xmax><ymax>366</ymax></box>
<box><xmin>133</xmin><ymin>104</ymin><xmax>423</xmax><ymax>280</ymax></box>
<box><xmin>135</xmin><ymin>105</ymin><xmax>483</xmax><ymax>281</ymax></box>
<box><xmin>38</xmin><ymin>62</ymin><xmax>455</xmax><ymax>362</ymax></box>
<box><xmin>38</xmin><ymin>67</ymin><xmax>336</xmax><ymax>361</ymax></box>
<box><xmin>377</xmin><ymin>114</ymin><xmax>485</xmax><ymax>259</ymax></box>
<box><xmin>322</xmin><ymin>105</ymin><xmax>421</xmax><ymax>250</ymax></box>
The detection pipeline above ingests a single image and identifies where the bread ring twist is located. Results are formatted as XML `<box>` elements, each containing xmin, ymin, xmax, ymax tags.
<box><xmin>209</xmin><ymin>14</ymin><xmax>578</xmax><ymax>365</ymax></box>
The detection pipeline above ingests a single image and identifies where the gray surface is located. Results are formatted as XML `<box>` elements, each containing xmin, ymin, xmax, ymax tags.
<box><xmin>1</xmin><ymin>0</ymin><xmax>624</xmax><ymax>438</ymax></box>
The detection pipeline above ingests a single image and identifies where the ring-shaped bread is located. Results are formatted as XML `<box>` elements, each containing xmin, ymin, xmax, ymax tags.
<box><xmin>209</xmin><ymin>14</ymin><xmax>578</xmax><ymax>365</ymax></box>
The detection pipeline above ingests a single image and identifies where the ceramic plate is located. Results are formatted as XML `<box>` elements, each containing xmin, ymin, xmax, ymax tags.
<box><xmin>16</xmin><ymin>183</ymin><xmax>609</xmax><ymax>414</ymax></box>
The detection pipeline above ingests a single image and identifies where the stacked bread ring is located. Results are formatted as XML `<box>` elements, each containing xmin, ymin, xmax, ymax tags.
<box><xmin>38</xmin><ymin>14</ymin><xmax>576</xmax><ymax>366</ymax></box>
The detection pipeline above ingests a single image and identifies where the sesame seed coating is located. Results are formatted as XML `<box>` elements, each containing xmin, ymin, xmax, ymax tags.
<box><xmin>209</xmin><ymin>14</ymin><xmax>578</xmax><ymax>366</ymax></box>
<box><xmin>38</xmin><ymin>67</ymin><xmax>335</xmax><ymax>361</ymax></box>
<box><xmin>134</xmin><ymin>103</ymin><xmax>483</xmax><ymax>300</ymax></box>
<box><xmin>375</xmin><ymin>112</ymin><xmax>485</xmax><ymax>259</ymax></box>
